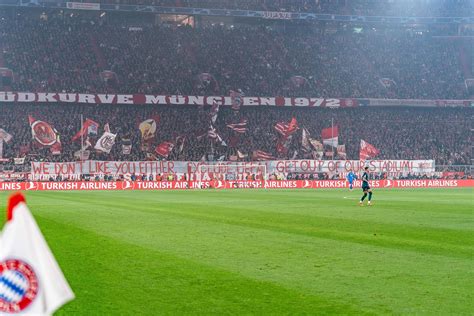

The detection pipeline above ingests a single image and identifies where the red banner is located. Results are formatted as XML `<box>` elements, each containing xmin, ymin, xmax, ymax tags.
<box><xmin>0</xmin><ymin>179</ymin><xmax>472</xmax><ymax>191</ymax></box>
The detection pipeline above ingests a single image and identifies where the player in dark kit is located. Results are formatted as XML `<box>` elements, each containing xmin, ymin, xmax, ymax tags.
<box><xmin>359</xmin><ymin>166</ymin><xmax>373</xmax><ymax>206</ymax></box>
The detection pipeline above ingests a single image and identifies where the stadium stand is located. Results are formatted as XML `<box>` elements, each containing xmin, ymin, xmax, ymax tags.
<box><xmin>0</xmin><ymin>12</ymin><xmax>470</xmax><ymax>99</ymax></box>
<box><xmin>72</xmin><ymin>0</ymin><xmax>473</xmax><ymax>17</ymax></box>
<box><xmin>0</xmin><ymin>105</ymin><xmax>471</xmax><ymax>164</ymax></box>
<box><xmin>0</xmin><ymin>4</ymin><xmax>472</xmax><ymax>181</ymax></box>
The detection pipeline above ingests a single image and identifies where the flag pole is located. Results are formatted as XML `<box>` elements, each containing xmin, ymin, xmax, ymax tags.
<box><xmin>331</xmin><ymin>117</ymin><xmax>334</xmax><ymax>158</ymax></box>
<box><xmin>80</xmin><ymin>114</ymin><xmax>84</xmax><ymax>151</ymax></box>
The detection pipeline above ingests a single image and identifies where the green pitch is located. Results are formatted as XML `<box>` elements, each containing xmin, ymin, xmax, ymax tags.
<box><xmin>1</xmin><ymin>188</ymin><xmax>473</xmax><ymax>315</ymax></box>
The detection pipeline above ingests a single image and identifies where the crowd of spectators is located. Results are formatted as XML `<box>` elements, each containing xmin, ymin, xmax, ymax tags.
<box><xmin>0</xmin><ymin>11</ymin><xmax>470</xmax><ymax>99</ymax></box>
<box><xmin>0</xmin><ymin>104</ymin><xmax>471</xmax><ymax>168</ymax></box>
<box><xmin>80</xmin><ymin>0</ymin><xmax>473</xmax><ymax>17</ymax></box>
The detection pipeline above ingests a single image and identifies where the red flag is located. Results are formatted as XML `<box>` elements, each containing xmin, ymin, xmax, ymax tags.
<box><xmin>274</xmin><ymin>117</ymin><xmax>298</xmax><ymax>137</ymax></box>
<box><xmin>28</xmin><ymin>115</ymin><xmax>58</xmax><ymax>146</ymax></box>
<box><xmin>321</xmin><ymin>126</ymin><xmax>339</xmax><ymax>147</ymax></box>
<box><xmin>72</xmin><ymin>118</ymin><xmax>99</xmax><ymax>142</ymax></box>
<box><xmin>226</xmin><ymin>119</ymin><xmax>248</xmax><ymax>134</ymax></box>
<box><xmin>360</xmin><ymin>139</ymin><xmax>380</xmax><ymax>160</ymax></box>
<box><xmin>286</xmin><ymin>117</ymin><xmax>298</xmax><ymax>136</ymax></box>
<box><xmin>276</xmin><ymin>139</ymin><xmax>289</xmax><ymax>155</ymax></box>
<box><xmin>252</xmin><ymin>150</ymin><xmax>274</xmax><ymax>161</ymax></box>
<box><xmin>155</xmin><ymin>141</ymin><xmax>174</xmax><ymax>158</ymax></box>
<box><xmin>274</xmin><ymin>122</ymin><xmax>288</xmax><ymax>136</ymax></box>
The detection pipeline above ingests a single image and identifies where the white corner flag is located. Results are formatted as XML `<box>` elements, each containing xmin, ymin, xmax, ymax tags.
<box><xmin>0</xmin><ymin>193</ymin><xmax>74</xmax><ymax>315</ymax></box>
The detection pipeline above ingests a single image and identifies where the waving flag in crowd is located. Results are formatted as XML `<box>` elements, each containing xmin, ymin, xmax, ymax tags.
<box><xmin>360</xmin><ymin>139</ymin><xmax>380</xmax><ymax>160</ymax></box>
<box><xmin>274</xmin><ymin>117</ymin><xmax>298</xmax><ymax>157</ymax></box>
<box><xmin>0</xmin><ymin>193</ymin><xmax>74</xmax><ymax>315</ymax></box>
<box><xmin>95</xmin><ymin>125</ymin><xmax>116</xmax><ymax>154</ymax></box>
<box><xmin>138</xmin><ymin>119</ymin><xmax>157</xmax><ymax>141</ymax></box>
<box><xmin>28</xmin><ymin>116</ymin><xmax>58</xmax><ymax>147</ymax></box>
<box><xmin>252</xmin><ymin>150</ymin><xmax>274</xmax><ymax>161</ymax></box>
<box><xmin>74</xmin><ymin>136</ymin><xmax>92</xmax><ymax>160</ymax></box>
<box><xmin>71</xmin><ymin>118</ymin><xmax>99</xmax><ymax>142</ymax></box>
<box><xmin>274</xmin><ymin>117</ymin><xmax>298</xmax><ymax>138</ymax></box>
<box><xmin>321</xmin><ymin>125</ymin><xmax>339</xmax><ymax>147</ymax></box>
<box><xmin>337</xmin><ymin>144</ymin><xmax>347</xmax><ymax>159</ymax></box>
<box><xmin>274</xmin><ymin>122</ymin><xmax>287</xmax><ymax>136</ymax></box>
<box><xmin>301</xmin><ymin>128</ymin><xmax>312</xmax><ymax>152</ymax></box>
<box><xmin>276</xmin><ymin>138</ymin><xmax>290</xmax><ymax>155</ymax></box>
<box><xmin>155</xmin><ymin>141</ymin><xmax>174</xmax><ymax>158</ymax></box>
<box><xmin>301</xmin><ymin>127</ymin><xmax>324</xmax><ymax>158</ymax></box>
<box><xmin>0</xmin><ymin>128</ymin><xmax>13</xmax><ymax>143</ymax></box>
<box><xmin>0</xmin><ymin>128</ymin><xmax>12</xmax><ymax>160</ymax></box>
<box><xmin>175</xmin><ymin>135</ymin><xmax>186</xmax><ymax>153</ymax></box>
<box><xmin>226</xmin><ymin>119</ymin><xmax>248</xmax><ymax>134</ymax></box>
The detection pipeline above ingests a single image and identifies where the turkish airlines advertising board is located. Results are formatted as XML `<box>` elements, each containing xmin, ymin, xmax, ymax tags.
<box><xmin>0</xmin><ymin>179</ymin><xmax>472</xmax><ymax>191</ymax></box>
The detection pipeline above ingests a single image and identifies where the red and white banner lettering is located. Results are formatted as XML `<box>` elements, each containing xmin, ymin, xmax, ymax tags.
<box><xmin>0</xmin><ymin>92</ymin><xmax>471</xmax><ymax>107</ymax></box>
<box><xmin>0</xmin><ymin>92</ymin><xmax>356</xmax><ymax>108</ymax></box>
<box><xmin>0</xmin><ymin>179</ymin><xmax>472</xmax><ymax>191</ymax></box>
<box><xmin>30</xmin><ymin>159</ymin><xmax>435</xmax><ymax>178</ymax></box>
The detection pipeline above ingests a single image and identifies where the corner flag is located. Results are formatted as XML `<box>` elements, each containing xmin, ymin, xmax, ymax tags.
<box><xmin>0</xmin><ymin>193</ymin><xmax>74</xmax><ymax>315</ymax></box>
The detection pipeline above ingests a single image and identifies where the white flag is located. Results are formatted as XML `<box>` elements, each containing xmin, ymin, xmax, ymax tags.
<box><xmin>0</xmin><ymin>193</ymin><xmax>74</xmax><ymax>315</ymax></box>
<box><xmin>0</xmin><ymin>129</ymin><xmax>12</xmax><ymax>143</ymax></box>
<box><xmin>94</xmin><ymin>131</ymin><xmax>116</xmax><ymax>153</ymax></box>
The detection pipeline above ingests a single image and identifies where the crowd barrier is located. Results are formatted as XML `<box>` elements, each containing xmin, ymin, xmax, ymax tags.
<box><xmin>0</xmin><ymin>179</ymin><xmax>473</xmax><ymax>191</ymax></box>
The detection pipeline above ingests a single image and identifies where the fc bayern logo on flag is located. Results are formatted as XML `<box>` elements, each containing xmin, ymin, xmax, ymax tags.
<box><xmin>0</xmin><ymin>259</ymin><xmax>39</xmax><ymax>313</ymax></box>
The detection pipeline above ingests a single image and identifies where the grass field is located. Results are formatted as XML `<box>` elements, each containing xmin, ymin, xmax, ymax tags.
<box><xmin>1</xmin><ymin>188</ymin><xmax>473</xmax><ymax>315</ymax></box>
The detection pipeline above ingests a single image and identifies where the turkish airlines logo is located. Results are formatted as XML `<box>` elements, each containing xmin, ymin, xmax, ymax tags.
<box><xmin>384</xmin><ymin>180</ymin><xmax>392</xmax><ymax>188</ymax></box>
<box><xmin>302</xmin><ymin>180</ymin><xmax>313</xmax><ymax>188</ymax></box>
<box><xmin>121</xmin><ymin>181</ymin><xmax>134</xmax><ymax>190</ymax></box>
<box><xmin>25</xmin><ymin>182</ymin><xmax>38</xmax><ymax>191</ymax></box>
<box><xmin>213</xmin><ymin>180</ymin><xmax>225</xmax><ymax>189</ymax></box>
